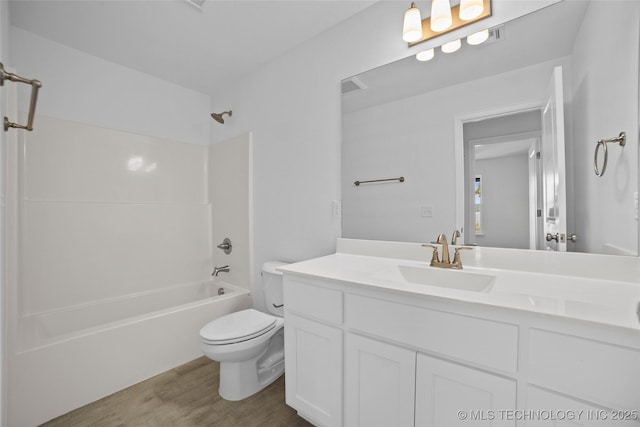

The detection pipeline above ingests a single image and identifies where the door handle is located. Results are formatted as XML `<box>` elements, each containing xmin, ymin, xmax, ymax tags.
<box><xmin>546</xmin><ymin>233</ymin><xmax>577</xmax><ymax>243</ymax></box>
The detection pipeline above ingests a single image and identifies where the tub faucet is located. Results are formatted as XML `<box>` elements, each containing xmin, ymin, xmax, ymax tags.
<box><xmin>212</xmin><ymin>265</ymin><xmax>230</xmax><ymax>276</ymax></box>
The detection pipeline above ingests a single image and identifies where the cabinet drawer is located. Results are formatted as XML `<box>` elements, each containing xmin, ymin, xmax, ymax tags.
<box><xmin>284</xmin><ymin>277</ymin><xmax>343</xmax><ymax>325</ymax></box>
<box><xmin>527</xmin><ymin>386</ymin><xmax>640</xmax><ymax>427</ymax></box>
<box><xmin>345</xmin><ymin>294</ymin><xmax>518</xmax><ymax>372</ymax></box>
<box><xmin>529</xmin><ymin>329</ymin><xmax>640</xmax><ymax>411</ymax></box>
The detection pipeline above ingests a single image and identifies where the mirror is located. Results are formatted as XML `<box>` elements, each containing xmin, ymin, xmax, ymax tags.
<box><xmin>341</xmin><ymin>0</ymin><xmax>639</xmax><ymax>256</ymax></box>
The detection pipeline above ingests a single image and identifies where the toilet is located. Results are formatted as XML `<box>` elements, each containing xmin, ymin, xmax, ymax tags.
<box><xmin>199</xmin><ymin>261</ymin><xmax>288</xmax><ymax>401</ymax></box>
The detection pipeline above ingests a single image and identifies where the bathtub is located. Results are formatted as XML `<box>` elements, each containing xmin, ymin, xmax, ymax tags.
<box><xmin>9</xmin><ymin>280</ymin><xmax>253</xmax><ymax>427</ymax></box>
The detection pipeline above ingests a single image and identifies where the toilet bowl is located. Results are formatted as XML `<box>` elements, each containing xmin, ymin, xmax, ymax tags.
<box><xmin>199</xmin><ymin>261</ymin><xmax>288</xmax><ymax>401</ymax></box>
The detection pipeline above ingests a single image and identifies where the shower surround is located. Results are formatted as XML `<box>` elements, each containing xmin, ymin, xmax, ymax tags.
<box><xmin>5</xmin><ymin>116</ymin><xmax>254</xmax><ymax>426</ymax></box>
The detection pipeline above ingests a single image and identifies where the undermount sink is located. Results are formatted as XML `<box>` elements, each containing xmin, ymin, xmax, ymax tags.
<box><xmin>374</xmin><ymin>265</ymin><xmax>496</xmax><ymax>292</ymax></box>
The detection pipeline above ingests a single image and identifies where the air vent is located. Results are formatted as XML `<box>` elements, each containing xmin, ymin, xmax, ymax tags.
<box><xmin>485</xmin><ymin>24</ymin><xmax>505</xmax><ymax>45</ymax></box>
<box><xmin>341</xmin><ymin>76</ymin><xmax>367</xmax><ymax>95</ymax></box>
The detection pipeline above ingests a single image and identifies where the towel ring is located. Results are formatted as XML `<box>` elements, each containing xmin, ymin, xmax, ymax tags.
<box><xmin>594</xmin><ymin>131</ymin><xmax>625</xmax><ymax>177</ymax></box>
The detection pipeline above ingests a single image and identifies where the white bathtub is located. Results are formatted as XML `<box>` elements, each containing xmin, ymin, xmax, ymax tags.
<box><xmin>9</xmin><ymin>280</ymin><xmax>253</xmax><ymax>426</ymax></box>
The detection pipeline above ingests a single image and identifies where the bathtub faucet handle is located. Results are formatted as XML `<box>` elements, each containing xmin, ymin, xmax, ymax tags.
<box><xmin>212</xmin><ymin>265</ymin><xmax>230</xmax><ymax>276</ymax></box>
<box><xmin>216</xmin><ymin>238</ymin><xmax>232</xmax><ymax>254</ymax></box>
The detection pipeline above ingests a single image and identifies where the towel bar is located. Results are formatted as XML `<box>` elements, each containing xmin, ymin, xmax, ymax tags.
<box><xmin>1</xmin><ymin>63</ymin><xmax>42</xmax><ymax>132</ymax></box>
<box><xmin>354</xmin><ymin>176</ymin><xmax>405</xmax><ymax>186</ymax></box>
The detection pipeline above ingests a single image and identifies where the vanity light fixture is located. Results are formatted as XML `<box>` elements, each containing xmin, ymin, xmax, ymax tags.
<box><xmin>403</xmin><ymin>2</ymin><xmax>423</xmax><ymax>42</ymax></box>
<box><xmin>459</xmin><ymin>0</ymin><xmax>484</xmax><ymax>21</ymax></box>
<box><xmin>441</xmin><ymin>38</ymin><xmax>461</xmax><ymax>53</ymax></box>
<box><xmin>467</xmin><ymin>28</ymin><xmax>489</xmax><ymax>45</ymax></box>
<box><xmin>416</xmin><ymin>48</ymin><xmax>435</xmax><ymax>61</ymax></box>
<box><xmin>430</xmin><ymin>0</ymin><xmax>453</xmax><ymax>32</ymax></box>
<box><xmin>403</xmin><ymin>0</ymin><xmax>491</xmax><ymax>47</ymax></box>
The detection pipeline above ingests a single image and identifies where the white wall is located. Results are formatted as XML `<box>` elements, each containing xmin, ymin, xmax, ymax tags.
<box><xmin>570</xmin><ymin>1</ymin><xmax>639</xmax><ymax>255</ymax></box>
<box><xmin>10</xmin><ymin>28</ymin><xmax>210</xmax><ymax>146</ymax></box>
<box><xmin>8</xmin><ymin>26</ymin><xmax>215</xmax><ymax>314</ymax></box>
<box><xmin>6</xmin><ymin>26</ymin><xmax>217</xmax><ymax>426</ymax></box>
<box><xmin>342</xmin><ymin>58</ymin><xmax>566</xmax><ymax>243</ymax></box>
<box><xmin>16</xmin><ymin>116</ymin><xmax>211</xmax><ymax>318</ymax></box>
<box><xmin>205</xmin><ymin>1</ymin><xmax>559</xmax><ymax>307</ymax></box>
<box><xmin>209</xmin><ymin>133</ymin><xmax>253</xmax><ymax>292</ymax></box>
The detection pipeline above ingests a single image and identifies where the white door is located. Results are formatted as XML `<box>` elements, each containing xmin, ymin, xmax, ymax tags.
<box><xmin>284</xmin><ymin>313</ymin><xmax>343</xmax><ymax>427</ymax></box>
<box><xmin>415</xmin><ymin>353</ymin><xmax>516</xmax><ymax>427</ymax></box>
<box><xmin>541</xmin><ymin>66</ymin><xmax>568</xmax><ymax>251</ymax></box>
<box><xmin>345</xmin><ymin>333</ymin><xmax>416</xmax><ymax>427</ymax></box>
<box><xmin>528</xmin><ymin>139</ymin><xmax>543</xmax><ymax>250</ymax></box>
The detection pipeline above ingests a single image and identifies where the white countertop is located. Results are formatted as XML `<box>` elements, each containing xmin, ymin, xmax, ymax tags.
<box><xmin>279</xmin><ymin>239</ymin><xmax>640</xmax><ymax>331</ymax></box>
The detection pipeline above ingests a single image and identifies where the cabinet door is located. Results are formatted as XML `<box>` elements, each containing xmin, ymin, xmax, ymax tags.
<box><xmin>345</xmin><ymin>333</ymin><xmax>416</xmax><ymax>427</ymax></box>
<box><xmin>284</xmin><ymin>312</ymin><xmax>343</xmax><ymax>427</ymax></box>
<box><xmin>416</xmin><ymin>353</ymin><xmax>516</xmax><ymax>427</ymax></box>
<box><xmin>527</xmin><ymin>386</ymin><xmax>640</xmax><ymax>427</ymax></box>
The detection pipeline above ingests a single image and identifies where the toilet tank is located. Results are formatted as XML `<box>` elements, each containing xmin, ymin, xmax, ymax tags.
<box><xmin>262</xmin><ymin>261</ymin><xmax>289</xmax><ymax>317</ymax></box>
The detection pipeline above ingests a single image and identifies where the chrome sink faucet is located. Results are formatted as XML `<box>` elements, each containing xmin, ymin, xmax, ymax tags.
<box><xmin>422</xmin><ymin>233</ymin><xmax>473</xmax><ymax>269</ymax></box>
<box><xmin>212</xmin><ymin>265</ymin><xmax>230</xmax><ymax>276</ymax></box>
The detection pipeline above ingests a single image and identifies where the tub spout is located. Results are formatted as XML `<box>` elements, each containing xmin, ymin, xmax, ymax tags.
<box><xmin>212</xmin><ymin>265</ymin><xmax>230</xmax><ymax>276</ymax></box>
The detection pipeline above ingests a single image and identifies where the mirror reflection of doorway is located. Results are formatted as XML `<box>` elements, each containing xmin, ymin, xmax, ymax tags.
<box><xmin>463</xmin><ymin>110</ymin><xmax>542</xmax><ymax>249</ymax></box>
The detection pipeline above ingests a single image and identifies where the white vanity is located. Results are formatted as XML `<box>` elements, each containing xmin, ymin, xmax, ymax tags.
<box><xmin>280</xmin><ymin>238</ymin><xmax>640</xmax><ymax>427</ymax></box>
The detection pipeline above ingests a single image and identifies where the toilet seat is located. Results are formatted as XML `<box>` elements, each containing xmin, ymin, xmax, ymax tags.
<box><xmin>200</xmin><ymin>309</ymin><xmax>277</xmax><ymax>345</ymax></box>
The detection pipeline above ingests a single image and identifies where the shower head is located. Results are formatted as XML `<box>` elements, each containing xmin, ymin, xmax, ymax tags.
<box><xmin>211</xmin><ymin>110</ymin><xmax>232</xmax><ymax>124</ymax></box>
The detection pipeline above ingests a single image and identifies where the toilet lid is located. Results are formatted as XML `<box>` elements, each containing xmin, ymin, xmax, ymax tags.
<box><xmin>200</xmin><ymin>309</ymin><xmax>277</xmax><ymax>345</ymax></box>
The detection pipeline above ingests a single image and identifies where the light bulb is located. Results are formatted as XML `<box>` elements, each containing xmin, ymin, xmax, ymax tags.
<box><xmin>403</xmin><ymin>2</ymin><xmax>423</xmax><ymax>43</ymax></box>
<box><xmin>459</xmin><ymin>0</ymin><xmax>484</xmax><ymax>21</ymax></box>
<box><xmin>467</xmin><ymin>29</ymin><xmax>489</xmax><ymax>45</ymax></box>
<box><xmin>431</xmin><ymin>0</ymin><xmax>452</xmax><ymax>32</ymax></box>
<box><xmin>441</xmin><ymin>39</ymin><xmax>461</xmax><ymax>53</ymax></box>
<box><xmin>416</xmin><ymin>49</ymin><xmax>435</xmax><ymax>61</ymax></box>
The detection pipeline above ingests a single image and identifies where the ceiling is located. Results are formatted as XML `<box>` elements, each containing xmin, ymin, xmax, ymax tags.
<box><xmin>8</xmin><ymin>0</ymin><xmax>376</xmax><ymax>96</ymax></box>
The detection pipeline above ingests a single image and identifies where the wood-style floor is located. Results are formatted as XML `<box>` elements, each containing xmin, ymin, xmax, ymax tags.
<box><xmin>40</xmin><ymin>357</ymin><xmax>313</xmax><ymax>427</ymax></box>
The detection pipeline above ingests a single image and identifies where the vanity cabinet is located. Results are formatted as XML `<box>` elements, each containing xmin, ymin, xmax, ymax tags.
<box><xmin>282</xmin><ymin>271</ymin><xmax>640</xmax><ymax>427</ymax></box>
<box><xmin>284</xmin><ymin>278</ymin><xmax>344</xmax><ymax>427</ymax></box>
<box><xmin>415</xmin><ymin>354</ymin><xmax>516</xmax><ymax>427</ymax></box>
<box><xmin>526</xmin><ymin>387</ymin><xmax>640</xmax><ymax>427</ymax></box>
<box><xmin>344</xmin><ymin>333</ymin><xmax>516</xmax><ymax>427</ymax></box>
<box><xmin>284</xmin><ymin>312</ymin><xmax>343</xmax><ymax>427</ymax></box>
<box><xmin>345</xmin><ymin>333</ymin><xmax>416</xmax><ymax>427</ymax></box>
